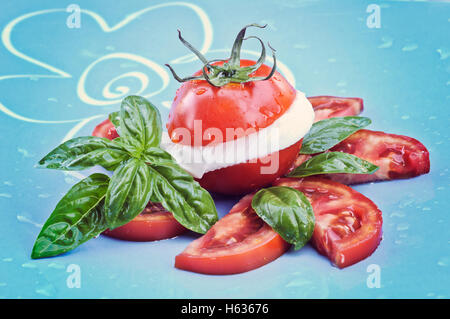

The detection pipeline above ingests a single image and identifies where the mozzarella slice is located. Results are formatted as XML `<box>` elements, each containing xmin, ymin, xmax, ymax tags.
<box><xmin>160</xmin><ymin>90</ymin><xmax>315</xmax><ymax>178</ymax></box>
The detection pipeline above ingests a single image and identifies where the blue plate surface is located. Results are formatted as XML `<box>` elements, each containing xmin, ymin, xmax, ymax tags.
<box><xmin>0</xmin><ymin>0</ymin><xmax>449</xmax><ymax>299</ymax></box>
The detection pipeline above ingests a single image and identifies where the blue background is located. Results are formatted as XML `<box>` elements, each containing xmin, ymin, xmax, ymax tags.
<box><xmin>0</xmin><ymin>0</ymin><xmax>449</xmax><ymax>299</ymax></box>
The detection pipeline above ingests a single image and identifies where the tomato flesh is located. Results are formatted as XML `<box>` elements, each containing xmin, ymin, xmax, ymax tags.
<box><xmin>273</xmin><ymin>177</ymin><xmax>382</xmax><ymax>268</ymax></box>
<box><xmin>103</xmin><ymin>203</ymin><xmax>186</xmax><ymax>241</ymax></box>
<box><xmin>308</xmin><ymin>96</ymin><xmax>363</xmax><ymax>122</ymax></box>
<box><xmin>198</xmin><ymin>139</ymin><xmax>303</xmax><ymax>195</ymax></box>
<box><xmin>92</xmin><ymin>119</ymin><xmax>186</xmax><ymax>241</ymax></box>
<box><xmin>293</xmin><ymin>129</ymin><xmax>430</xmax><ymax>185</ymax></box>
<box><xmin>175</xmin><ymin>194</ymin><xmax>290</xmax><ymax>275</ymax></box>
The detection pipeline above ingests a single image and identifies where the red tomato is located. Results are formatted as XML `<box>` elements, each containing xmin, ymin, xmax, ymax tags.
<box><xmin>175</xmin><ymin>193</ymin><xmax>290</xmax><ymax>275</ymax></box>
<box><xmin>92</xmin><ymin>119</ymin><xmax>119</xmax><ymax>140</ymax></box>
<box><xmin>103</xmin><ymin>203</ymin><xmax>186</xmax><ymax>241</ymax></box>
<box><xmin>198</xmin><ymin>139</ymin><xmax>303</xmax><ymax>195</ymax></box>
<box><xmin>92</xmin><ymin>119</ymin><xmax>186</xmax><ymax>241</ymax></box>
<box><xmin>167</xmin><ymin>60</ymin><xmax>296</xmax><ymax>146</ymax></box>
<box><xmin>167</xmin><ymin>59</ymin><xmax>302</xmax><ymax>195</ymax></box>
<box><xmin>273</xmin><ymin>177</ymin><xmax>382</xmax><ymax>268</ymax></box>
<box><xmin>308</xmin><ymin>96</ymin><xmax>364</xmax><ymax>122</ymax></box>
<box><xmin>293</xmin><ymin>129</ymin><xmax>430</xmax><ymax>185</ymax></box>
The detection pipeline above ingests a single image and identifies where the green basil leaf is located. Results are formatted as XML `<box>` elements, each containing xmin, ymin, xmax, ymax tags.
<box><xmin>36</xmin><ymin>136</ymin><xmax>129</xmax><ymax>171</ymax></box>
<box><xmin>104</xmin><ymin>158</ymin><xmax>152</xmax><ymax>229</ymax></box>
<box><xmin>119</xmin><ymin>95</ymin><xmax>162</xmax><ymax>153</ymax></box>
<box><xmin>252</xmin><ymin>186</ymin><xmax>315</xmax><ymax>250</ymax></box>
<box><xmin>148</xmin><ymin>162</ymin><xmax>218</xmax><ymax>234</ymax></box>
<box><xmin>300</xmin><ymin>116</ymin><xmax>371</xmax><ymax>154</ymax></box>
<box><xmin>142</xmin><ymin>147</ymin><xmax>175</xmax><ymax>166</ymax></box>
<box><xmin>108</xmin><ymin>111</ymin><xmax>120</xmax><ymax>128</ymax></box>
<box><xmin>31</xmin><ymin>173</ymin><xmax>110</xmax><ymax>259</ymax></box>
<box><xmin>288</xmin><ymin>151</ymin><xmax>379</xmax><ymax>178</ymax></box>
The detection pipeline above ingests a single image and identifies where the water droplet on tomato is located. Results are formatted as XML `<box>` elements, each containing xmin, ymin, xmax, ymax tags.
<box><xmin>196</xmin><ymin>88</ymin><xmax>207</xmax><ymax>95</ymax></box>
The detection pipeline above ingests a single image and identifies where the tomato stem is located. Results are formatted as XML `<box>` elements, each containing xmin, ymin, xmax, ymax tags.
<box><xmin>165</xmin><ymin>24</ymin><xmax>277</xmax><ymax>87</ymax></box>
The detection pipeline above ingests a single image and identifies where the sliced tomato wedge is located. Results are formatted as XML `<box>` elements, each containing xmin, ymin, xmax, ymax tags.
<box><xmin>175</xmin><ymin>194</ymin><xmax>290</xmax><ymax>275</ymax></box>
<box><xmin>273</xmin><ymin>177</ymin><xmax>382</xmax><ymax>268</ymax></box>
<box><xmin>92</xmin><ymin>119</ymin><xmax>186</xmax><ymax>241</ymax></box>
<box><xmin>103</xmin><ymin>202</ymin><xmax>186</xmax><ymax>241</ymax></box>
<box><xmin>308</xmin><ymin>96</ymin><xmax>363</xmax><ymax>122</ymax></box>
<box><xmin>293</xmin><ymin>129</ymin><xmax>430</xmax><ymax>184</ymax></box>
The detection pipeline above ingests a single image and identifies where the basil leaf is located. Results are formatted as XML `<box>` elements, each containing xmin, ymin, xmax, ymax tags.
<box><xmin>36</xmin><ymin>136</ymin><xmax>129</xmax><ymax>171</ymax></box>
<box><xmin>104</xmin><ymin>158</ymin><xmax>152</xmax><ymax>229</ymax></box>
<box><xmin>148</xmin><ymin>162</ymin><xmax>218</xmax><ymax>234</ymax></box>
<box><xmin>119</xmin><ymin>95</ymin><xmax>162</xmax><ymax>153</ymax></box>
<box><xmin>31</xmin><ymin>173</ymin><xmax>109</xmax><ymax>259</ymax></box>
<box><xmin>142</xmin><ymin>147</ymin><xmax>175</xmax><ymax>166</ymax></box>
<box><xmin>108</xmin><ymin>110</ymin><xmax>121</xmax><ymax>136</ymax></box>
<box><xmin>252</xmin><ymin>186</ymin><xmax>315</xmax><ymax>250</ymax></box>
<box><xmin>288</xmin><ymin>151</ymin><xmax>378</xmax><ymax>178</ymax></box>
<box><xmin>300</xmin><ymin>116</ymin><xmax>371</xmax><ymax>154</ymax></box>
<box><xmin>108</xmin><ymin>111</ymin><xmax>120</xmax><ymax>128</ymax></box>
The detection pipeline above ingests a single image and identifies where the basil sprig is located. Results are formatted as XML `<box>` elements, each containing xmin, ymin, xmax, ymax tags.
<box><xmin>300</xmin><ymin>116</ymin><xmax>371</xmax><ymax>154</ymax></box>
<box><xmin>252</xmin><ymin>186</ymin><xmax>315</xmax><ymax>250</ymax></box>
<box><xmin>288</xmin><ymin>152</ymin><xmax>378</xmax><ymax>178</ymax></box>
<box><xmin>32</xmin><ymin>95</ymin><xmax>218</xmax><ymax>258</ymax></box>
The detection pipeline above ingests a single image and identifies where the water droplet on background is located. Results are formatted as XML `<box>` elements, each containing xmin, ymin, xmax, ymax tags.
<box><xmin>402</xmin><ymin>44</ymin><xmax>418</xmax><ymax>52</ymax></box>
<box><xmin>378</xmin><ymin>36</ymin><xmax>393</xmax><ymax>49</ymax></box>
<box><xmin>437</xmin><ymin>48</ymin><xmax>450</xmax><ymax>60</ymax></box>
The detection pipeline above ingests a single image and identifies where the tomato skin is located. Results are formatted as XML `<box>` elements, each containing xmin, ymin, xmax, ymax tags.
<box><xmin>175</xmin><ymin>194</ymin><xmax>290</xmax><ymax>275</ymax></box>
<box><xmin>103</xmin><ymin>208</ymin><xmax>186</xmax><ymax>242</ymax></box>
<box><xmin>92</xmin><ymin>120</ymin><xmax>186</xmax><ymax>241</ymax></box>
<box><xmin>308</xmin><ymin>96</ymin><xmax>363</xmax><ymax>122</ymax></box>
<box><xmin>167</xmin><ymin>59</ymin><xmax>296</xmax><ymax>146</ymax></box>
<box><xmin>198</xmin><ymin>139</ymin><xmax>303</xmax><ymax>195</ymax></box>
<box><xmin>92</xmin><ymin>119</ymin><xmax>119</xmax><ymax>140</ymax></box>
<box><xmin>273</xmin><ymin>177</ymin><xmax>382</xmax><ymax>268</ymax></box>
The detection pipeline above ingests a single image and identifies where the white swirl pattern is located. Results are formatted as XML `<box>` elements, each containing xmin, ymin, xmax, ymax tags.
<box><xmin>0</xmin><ymin>2</ymin><xmax>296</xmax><ymax>181</ymax></box>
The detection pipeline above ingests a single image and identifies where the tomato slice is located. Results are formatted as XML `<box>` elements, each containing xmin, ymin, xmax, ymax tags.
<box><xmin>175</xmin><ymin>194</ymin><xmax>290</xmax><ymax>275</ymax></box>
<box><xmin>92</xmin><ymin>119</ymin><xmax>186</xmax><ymax>241</ymax></box>
<box><xmin>308</xmin><ymin>96</ymin><xmax>363</xmax><ymax>122</ymax></box>
<box><xmin>92</xmin><ymin>119</ymin><xmax>119</xmax><ymax>140</ymax></box>
<box><xmin>293</xmin><ymin>129</ymin><xmax>430</xmax><ymax>184</ymax></box>
<box><xmin>103</xmin><ymin>202</ymin><xmax>186</xmax><ymax>241</ymax></box>
<box><xmin>273</xmin><ymin>177</ymin><xmax>382</xmax><ymax>268</ymax></box>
